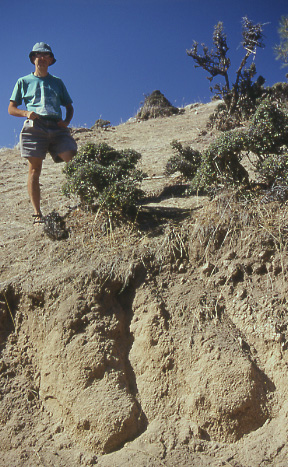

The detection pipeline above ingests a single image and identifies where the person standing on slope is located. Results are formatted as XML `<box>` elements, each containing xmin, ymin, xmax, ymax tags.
<box><xmin>8</xmin><ymin>42</ymin><xmax>77</xmax><ymax>226</ymax></box>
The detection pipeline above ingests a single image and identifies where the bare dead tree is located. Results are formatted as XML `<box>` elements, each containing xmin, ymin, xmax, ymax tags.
<box><xmin>187</xmin><ymin>17</ymin><xmax>265</xmax><ymax>114</ymax></box>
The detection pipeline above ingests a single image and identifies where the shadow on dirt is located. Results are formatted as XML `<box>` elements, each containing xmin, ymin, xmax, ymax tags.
<box><xmin>132</xmin><ymin>184</ymin><xmax>206</xmax><ymax>235</ymax></box>
<box><xmin>142</xmin><ymin>183</ymin><xmax>191</xmax><ymax>203</ymax></box>
<box><xmin>135</xmin><ymin>205</ymin><xmax>194</xmax><ymax>235</ymax></box>
<box><xmin>0</xmin><ymin>286</ymin><xmax>20</xmax><ymax>355</ymax></box>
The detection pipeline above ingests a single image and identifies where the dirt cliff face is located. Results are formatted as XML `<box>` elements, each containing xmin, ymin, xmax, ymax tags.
<box><xmin>1</xmin><ymin>103</ymin><xmax>288</xmax><ymax>466</ymax></box>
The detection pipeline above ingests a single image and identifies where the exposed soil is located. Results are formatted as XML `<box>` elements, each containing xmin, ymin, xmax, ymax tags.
<box><xmin>1</xmin><ymin>101</ymin><xmax>288</xmax><ymax>466</ymax></box>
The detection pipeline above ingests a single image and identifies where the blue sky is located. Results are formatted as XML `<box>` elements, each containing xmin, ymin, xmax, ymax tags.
<box><xmin>1</xmin><ymin>0</ymin><xmax>287</xmax><ymax>148</ymax></box>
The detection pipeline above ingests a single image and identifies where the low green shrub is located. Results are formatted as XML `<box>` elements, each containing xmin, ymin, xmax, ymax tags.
<box><xmin>208</xmin><ymin>80</ymin><xmax>288</xmax><ymax>132</ymax></box>
<box><xmin>257</xmin><ymin>154</ymin><xmax>288</xmax><ymax>186</ymax></box>
<box><xmin>248</xmin><ymin>99</ymin><xmax>288</xmax><ymax>155</ymax></box>
<box><xmin>166</xmin><ymin>100</ymin><xmax>288</xmax><ymax>191</ymax></box>
<box><xmin>190</xmin><ymin>131</ymin><xmax>250</xmax><ymax>191</ymax></box>
<box><xmin>265</xmin><ymin>82</ymin><xmax>288</xmax><ymax>103</ymax></box>
<box><xmin>165</xmin><ymin>140</ymin><xmax>201</xmax><ymax>178</ymax></box>
<box><xmin>62</xmin><ymin>142</ymin><xmax>145</xmax><ymax>214</ymax></box>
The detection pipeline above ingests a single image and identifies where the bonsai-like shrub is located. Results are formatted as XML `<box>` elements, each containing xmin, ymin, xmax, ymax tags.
<box><xmin>136</xmin><ymin>90</ymin><xmax>180</xmax><ymax>120</ymax></box>
<box><xmin>62</xmin><ymin>142</ymin><xmax>145</xmax><ymax>214</ymax></box>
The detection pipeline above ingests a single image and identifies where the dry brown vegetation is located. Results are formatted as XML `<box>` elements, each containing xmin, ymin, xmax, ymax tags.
<box><xmin>1</xmin><ymin>101</ymin><xmax>288</xmax><ymax>466</ymax></box>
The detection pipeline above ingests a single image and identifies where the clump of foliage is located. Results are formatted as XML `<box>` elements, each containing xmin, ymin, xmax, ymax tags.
<box><xmin>62</xmin><ymin>142</ymin><xmax>145</xmax><ymax>214</ymax></box>
<box><xmin>248</xmin><ymin>100</ymin><xmax>288</xmax><ymax>185</ymax></box>
<box><xmin>187</xmin><ymin>17</ymin><xmax>266</xmax><ymax>126</ymax></box>
<box><xmin>165</xmin><ymin>140</ymin><xmax>202</xmax><ymax>178</ymax></box>
<box><xmin>208</xmin><ymin>74</ymin><xmax>265</xmax><ymax>131</ymax></box>
<box><xmin>136</xmin><ymin>90</ymin><xmax>181</xmax><ymax>120</ymax></box>
<box><xmin>191</xmin><ymin>130</ymin><xmax>250</xmax><ymax>190</ymax></box>
<box><xmin>265</xmin><ymin>82</ymin><xmax>288</xmax><ymax>105</ymax></box>
<box><xmin>274</xmin><ymin>15</ymin><xmax>288</xmax><ymax>71</ymax></box>
<box><xmin>209</xmin><ymin>81</ymin><xmax>288</xmax><ymax>132</ymax></box>
<box><xmin>166</xmin><ymin>100</ymin><xmax>288</xmax><ymax>191</ymax></box>
<box><xmin>248</xmin><ymin>100</ymin><xmax>288</xmax><ymax>155</ymax></box>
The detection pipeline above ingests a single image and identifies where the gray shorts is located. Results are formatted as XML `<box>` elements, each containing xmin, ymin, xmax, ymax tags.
<box><xmin>20</xmin><ymin>118</ymin><xmax>77</xmax><ymax>163</ymax></box>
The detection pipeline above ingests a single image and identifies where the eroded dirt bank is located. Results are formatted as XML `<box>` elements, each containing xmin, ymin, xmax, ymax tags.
<box><xmin>1</xmin><ymin>103</ymin><xmax>288</xmax><ymax>466</ymax></box>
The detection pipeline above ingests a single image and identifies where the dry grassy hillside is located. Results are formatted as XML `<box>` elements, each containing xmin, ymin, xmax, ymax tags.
<box><xmin>1</xmin><ymin>101</ymin><xmax>288</xmax><ymax>466</ymax></box>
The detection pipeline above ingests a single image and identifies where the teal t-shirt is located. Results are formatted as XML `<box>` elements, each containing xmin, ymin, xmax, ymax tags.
<box><xmin>10</xmin><ymin>73</ymin><xmax>73</xmax><ymax>120</ymax></box>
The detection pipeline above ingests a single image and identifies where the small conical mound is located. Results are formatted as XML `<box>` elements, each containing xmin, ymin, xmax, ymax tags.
<box><xmin>136</xmin><ymin>90</ymin><xmax>181</xmax><ymax>120</ymax></box>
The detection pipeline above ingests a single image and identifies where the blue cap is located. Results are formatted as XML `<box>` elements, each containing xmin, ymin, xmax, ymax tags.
<box><xmin>29</xmin><ymin>42</ymin><xmax>56</xmax><ymax>65</ymax></box>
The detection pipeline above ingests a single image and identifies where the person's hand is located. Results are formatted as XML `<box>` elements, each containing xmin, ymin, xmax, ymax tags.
<box><xmin>26</xmin><ymin>111</ymin><xmax>39</xmax><ymax>120</ymax></box>
<box><xmin>57</xmin><ymin>120</ymin><xmax>70</xmax><ymax>128</ymax></box>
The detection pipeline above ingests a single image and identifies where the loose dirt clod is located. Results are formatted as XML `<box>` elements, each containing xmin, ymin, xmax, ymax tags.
<box><xmin>43</xmin><ymin>210</ymin><xmax>69</xmax><ymax>240</ymax></box>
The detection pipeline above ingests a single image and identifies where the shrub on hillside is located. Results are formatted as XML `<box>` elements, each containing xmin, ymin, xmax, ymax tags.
<box><xmin>248</xmin><ymin>100</ymin><xmax>288</xmax><ymax>185</ymax></box>
<box><xmin>257</xmin><ymin>154</ymin><xmax>288</xmax><ymax>186</ymax></box>
<box><xmin>62</xmin><ymin>143</ymin><xmax>145</xmax><ymax>214</ymax></box>
<box><xmin>136</xmin><ymin>90</ymin><xmax>181</xmax><ymax>120</ymax></box>
<box><xmin>265</xmin><ymin>82</ymin><xmax>288</xmax><ymax>104</ymax></box>
<box><xmin>208</xmin><ymin>75</ymin><xmax>266</xmax><ymax>131</ymax></box>
<box><xmin>248</xmin><ymin>99</ymin><xmax>288</xmax><ymax>154</ymax></box>
<box><xmin>166</xmin><ymin>100</ymin><xmax>288</xmax><ymax>191</ymax></box>
<box><xmin>208</xmin><ymin>81</ymin><xmax>288</xmax><ymax>132</ymax></box>
<box><xmin>190</xmin><ymin>130</ymin><xmax>250</xmax><ymax>191</ymax></box>
<box><xmin>165</xmin><ymin>140</ymin><xmax>202</xmax><ymax>178</ymax></box>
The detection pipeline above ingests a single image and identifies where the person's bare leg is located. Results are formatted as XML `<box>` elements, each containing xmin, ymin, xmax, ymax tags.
<box><xmin>27</xmin><ymin>157</ymin><xmax>43</xmax><ymax>217</ymax></box>
<box><xmin>58</xmin><ymin>150</ymin><xmax>75</xmax><ymax>162</ymax></box>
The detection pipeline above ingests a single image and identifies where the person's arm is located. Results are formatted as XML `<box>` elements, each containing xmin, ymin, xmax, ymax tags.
<box><xmin>8</xmin><ymin>101</ymin><xmax>39</xmax><ymax>120</ymax></box>
<box><xmin>57</xmin><ymin>103</ymin><xmax>74</xmax><ymax>128</ymax></box>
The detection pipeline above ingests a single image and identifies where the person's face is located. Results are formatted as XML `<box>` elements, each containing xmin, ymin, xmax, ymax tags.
<box><xmin>33</xmin><ymin>52</ymin><xmax>54</xmax><ymax>67</ymax></box>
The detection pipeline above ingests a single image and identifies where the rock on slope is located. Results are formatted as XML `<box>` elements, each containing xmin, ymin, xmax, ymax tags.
<box><xmin>1</xmin><ymin>102</ymin><xmax>288</xmax><ymax>466</ymax></box>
